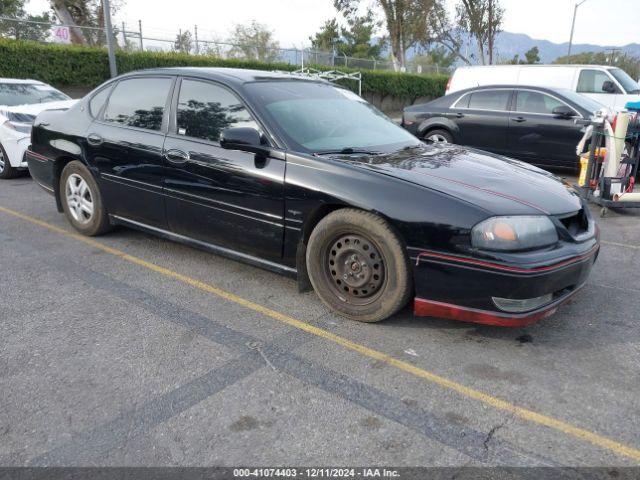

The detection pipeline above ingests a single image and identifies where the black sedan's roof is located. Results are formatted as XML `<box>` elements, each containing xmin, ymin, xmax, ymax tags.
<box><xmin>118</xmin><ymin>67</ymin><xmax>323</xmax><ymax>86</ymax></box>
<box><xmin>451</xmin><ymin>84</ymin><xmax>572</xmax><ymax>96</ymax></box>
<box><xmin>405</xmin><ymin>84</ymin><xmax>600</xmax><ymax>114</ymax></box>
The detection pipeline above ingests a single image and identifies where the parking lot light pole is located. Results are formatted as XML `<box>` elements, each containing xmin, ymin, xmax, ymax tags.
<box><xmin>103</xmin><ymin>0</ymin><xmax>118</xmax><ymax>78</ymax></box>
<box><xmin>568</xmin><ymin>0</ymin><xmax>587</xmax><ymax>57</ymax></box>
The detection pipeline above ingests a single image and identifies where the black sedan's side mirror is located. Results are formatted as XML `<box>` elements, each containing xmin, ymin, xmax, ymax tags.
<box><xmin>601</xmin><ymin>80</ymin><xmax>618</xmax><ymax>94</ymax></box>
<box><xmin>552</xmin><ymin>105</ymin><xmax>576</xmax><ymax>118</ymax></box>
<box><xmin>220</xmin><ymin>127</ymin><xmax>268</xmax><ymax>154</ymax></box>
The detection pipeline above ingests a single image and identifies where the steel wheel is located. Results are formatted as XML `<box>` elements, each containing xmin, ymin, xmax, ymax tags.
<box><xmin>65</xmin><ymin>173</ymin><xmax>94</xmax><ymax>224</ymax></box>
<box><xmin>307</xmin><ymin>209</ymin><xmax>412</xmax><ymax>322</ymax></box>
<box><xmin>324</xmin><ymin>233</ymin><xmax>386</xmax><ymax>306</ymax></box>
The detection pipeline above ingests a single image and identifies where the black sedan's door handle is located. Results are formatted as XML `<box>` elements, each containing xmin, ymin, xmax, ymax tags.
<box><xmin>511</xmin><ymin>117</ymin><xmax>526</xmax><ymax>123</ymax></box>
<box><xmin>87</xmin><ymin>133</ymin><xmax>103</xmax><ymax>145</ymax></box>
<box><xmin>164</xmin><ymin>149</ymin><xmax>190</xmax><ymax>165</ymax></box>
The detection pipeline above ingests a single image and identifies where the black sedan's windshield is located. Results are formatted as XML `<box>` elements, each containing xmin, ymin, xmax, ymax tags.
<box><xmin>0</xmin><ymin>83</ymin><xmax>70</xmax><ymax>106</ymax></box>
<box><xmin>245</xmin><ymin>81</ymin><xmax>421</xmax><ymax>154</ymax></box>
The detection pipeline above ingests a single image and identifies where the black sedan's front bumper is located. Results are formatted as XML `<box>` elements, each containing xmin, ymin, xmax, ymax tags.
<box><xmin>409</xmin><ymin>240</ymin><xmax>599</xmax><ymax>326</ymax></box>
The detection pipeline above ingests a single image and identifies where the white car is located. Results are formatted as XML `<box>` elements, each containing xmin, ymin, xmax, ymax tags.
<box><xmin>0</xmin><ymin>79</ymin><xmax>77</xmax><ymax>179</ymax></box>
<box><xmin>446</xmin><ymin>65</ymin><xmax>640</xmax><ymax>112</ymax></box>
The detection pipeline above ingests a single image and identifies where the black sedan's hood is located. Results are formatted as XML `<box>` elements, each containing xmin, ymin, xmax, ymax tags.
<box><xmin>333</xmin><ymin>144</ymin><xmax>583</xmax><ymax>216</ymax></box>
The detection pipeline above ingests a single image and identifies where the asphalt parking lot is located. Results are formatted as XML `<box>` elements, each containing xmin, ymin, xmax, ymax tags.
<box><xmin>1</xmin><ymin>174</ymin><xmax>639</xmax><ymax>468</ymax></box>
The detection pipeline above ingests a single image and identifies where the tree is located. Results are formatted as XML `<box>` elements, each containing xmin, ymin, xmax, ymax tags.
<box><xmin>524</xmin><ymin>46</ymin><xmax>540</xmax><ymax>64</ymax></box>
<box><xmin>0</xmin><ymin>0</ymin><xmax>52</xmax><ymax>41</ymax></box>
<box><xmin>427</xmin><ymin>45</ymin><xmax>457</xmax><ymax>67</ymax></box>
<box><xmin>341</xmin><ymin>9</ymin><xmax>384</xmax><ymax>59</ymax></box>
<box><xmin>335</xmin><ymin>0</ymin><xmax>436</xmax><ymax>71</ymax></box>
<box><xmin>309</xmin><ymin>10</ymin><xmax>384</xmax><ymax>59</ymax></box>
<box><xmin>309</xmin><ymin>18</ymin><xmax>341</xmax><ymax>52</ymax></box>
<box><xmin>409</xmin><ymin>45</ymin><xmax>457</xmax><ymax>72</ymax></box>
<box><xmin>228</xmin><ymin>21</ymin><xmax>280</xmax><ymax>62</ymax></box>
<box><xmin>174</xmin><ymin>29</ymin><xmax>192</xmax><ymax>54</ymax></box>
<box><xmin>427</xmin><ymin>0</ymin><xmax>471</xmax><ymax>65</ymax></box>
<box><xmin>555</xmin><ymin>51</ymin><xmax>640</xmax><ymax>80</ymax></box>
<box><xmin>456</xmin><ymin>0</ymin><xmax>503</xmax><ymax>65</ymax></box>
<box><xmin>50</xmin><ymin>0</ymin><xmax>124</xmax><ymax>45</ymax></box>
<box><xmin>505</xmin><ymin>46</ymin><xmax>540</xmax><ymax>65</ymax></box>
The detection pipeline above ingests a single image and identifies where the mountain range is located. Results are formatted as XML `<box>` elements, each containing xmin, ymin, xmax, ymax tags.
<box><xmin>491</xmin><ymin>32</ymin><xmax>640</xmax><ymax>63</ymax></box>
<box><xmin>407</xmin><ymin>31</ymin><xmax>640</xmax><ymax>63</ymax></box>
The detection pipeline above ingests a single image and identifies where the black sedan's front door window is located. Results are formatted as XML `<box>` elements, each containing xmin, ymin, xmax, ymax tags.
<box><xmin>162</xmin><ymin>78</ymin><xmax>285</xmax><ymax>263</ymax></box>
<box><xmin>508</xmin><ymin>90</ymin><xmax>582</xmax><ymax>166</ymax></box>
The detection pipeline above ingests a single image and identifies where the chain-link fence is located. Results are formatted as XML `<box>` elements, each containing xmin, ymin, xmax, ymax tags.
<box><xmin>0</xmin><ymin>15</ymin><xmax>451</xmax><ymax>75</ymax></box>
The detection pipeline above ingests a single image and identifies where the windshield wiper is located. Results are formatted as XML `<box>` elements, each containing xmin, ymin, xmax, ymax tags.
<box><xmin>314</xmin><ymin>147</ymin><xmax>383</xmax><ymax>156</ymax></box>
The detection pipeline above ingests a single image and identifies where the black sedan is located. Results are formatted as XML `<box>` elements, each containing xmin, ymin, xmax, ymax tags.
<box><xmin>27</xmin><ymin>68</ymin><xmax>599</xmax><ymax>326</ymax></box>
<box><xmin>402</xmin><ymin>85</ymin><xmax>606</xmax><ymax>169</ymax></box>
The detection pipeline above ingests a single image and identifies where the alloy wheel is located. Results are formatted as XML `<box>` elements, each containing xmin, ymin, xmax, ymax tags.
<box><xmin>325</xmin><ymin>233</ymin><xmax>386</xmax><ymax>305</ymax></box>
<box><xmin>0</xmin><ymin>148</ymin><xmax>5</xmax><ymax>174</ymax></box>
<box><xmin>65</xmin><ymin>173</ymin><xmax>94</xmax><ymax>224</ymax></box>
<box><xmin>426</xmin><ymin>133</ymin><xmax>449</xmax><ymax>144</ymax></box>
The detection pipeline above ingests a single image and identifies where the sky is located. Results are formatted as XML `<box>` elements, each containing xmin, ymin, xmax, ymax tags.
<box><xmin>26</xmin><ymin>0</ymin><xmax>640</xmax><ymax>48</ymax></box>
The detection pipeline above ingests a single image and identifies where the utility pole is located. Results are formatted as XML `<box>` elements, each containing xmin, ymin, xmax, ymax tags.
<box><xmin>103</xmin><ymin>0</ymin><xmax>117</xmax><ymax>77</ymax></box>
<box><xmin>568</xmin><ymin>0</ymin><xmax>587</xmax><ymax>57</ymax></box>
<box><xmin>121</xmin><ymin>21</ymin><xmax>126</xmax><ymax>47</ymax></box>
<box><xmin>138</xmin><ymin>20</ymin><xmax>143</xmax><ymax>51</ymax></box>
<box><xmin>194</xmin><ymin>25</ymin><xmax>199</xmax><ymax>55</ymax></box>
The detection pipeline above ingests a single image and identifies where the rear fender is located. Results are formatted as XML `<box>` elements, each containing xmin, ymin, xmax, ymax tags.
<box><xmin>417</xmin><ymin>117</ymin><xmax>459</xmax><ymax>141</ymax></box>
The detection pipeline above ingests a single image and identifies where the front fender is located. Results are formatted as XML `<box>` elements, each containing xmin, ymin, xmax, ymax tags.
<box><xmin>282</xmin><ymin>152</ymin><xmax>489</xmax><ymax>266</ymax></box>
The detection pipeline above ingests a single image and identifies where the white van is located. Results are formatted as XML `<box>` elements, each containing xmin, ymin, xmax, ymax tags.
<box><xmin>446</xmin><ymin>64</ymin><xmax>640</xmax><ymax>111</ymax></box>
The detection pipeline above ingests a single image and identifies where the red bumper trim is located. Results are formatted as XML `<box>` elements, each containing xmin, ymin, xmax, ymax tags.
<box><xmin>26</xmin><ymin>150</ymin><xmax>52</xmax><ymax>163</ymax></box>
<box><xmin>414</xmin><ymin>287</ymin><xmax>583</xmax><ymax>327</ymax></box>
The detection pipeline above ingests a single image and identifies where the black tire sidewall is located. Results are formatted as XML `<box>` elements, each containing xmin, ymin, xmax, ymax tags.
<box><xmin>60</xmin><ymin>161</ymin><xmax>109</xmax><ymax>236</ymax></box>
<box><xmin>306</xmin><ymin>209</ymin><xmax>412</xmax><ymax>322</ymax></box>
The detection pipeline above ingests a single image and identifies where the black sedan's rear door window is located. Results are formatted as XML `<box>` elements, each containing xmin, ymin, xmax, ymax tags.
<box><xmin>467</xmin><ymin>90</ymin><xmax>510</xmax><ymax>111</ymax></box>
<box><xmin>103</xmin><ymin>77</ymin><xmax>173</xmax><ymax>131</ymax></box>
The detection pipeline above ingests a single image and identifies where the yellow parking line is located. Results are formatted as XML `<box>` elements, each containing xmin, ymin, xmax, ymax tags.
<box><xmin>2</xmin><ymin>204</ymin><xmax>640</xmax><ymax>462</ymax></box>
<box><xmin>601</xmin><ymin>240</ymin><xmax>640</xmax><ymax>250</ymax></box>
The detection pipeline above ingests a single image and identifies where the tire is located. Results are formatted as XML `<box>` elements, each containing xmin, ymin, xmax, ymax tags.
<box><xmin>0</xmin><ymin>142</ymin><xmax>19</xmax><ymax>179</ymax></box>
<box><xmin>306</xmin><ymin>209</ymin><xmax>413</xmax><ymax>323</ymax></box>
<box><xmin>423</xmin><ymin>129</ymin><xmax>453</xmax><ymax>144</ymax></box>
<box><xmin>60</xmin><ymin>161</ymin><xmax>111</xmax><ymax>236</ymax></box>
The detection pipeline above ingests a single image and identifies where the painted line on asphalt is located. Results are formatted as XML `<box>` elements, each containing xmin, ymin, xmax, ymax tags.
<box><xmin>601</xmin><ymin>240</ymin><xmax>640</xmax><ymax>250</ymax></box>
<box><xmin>2</xmin><ymin>204</ymin><xmax>640</xmax><ymax>462</ymax></box>
<box><xmin>6</xmin><ymin>236</ymin><xmax>539</xmax><ymax>466</ymax></box>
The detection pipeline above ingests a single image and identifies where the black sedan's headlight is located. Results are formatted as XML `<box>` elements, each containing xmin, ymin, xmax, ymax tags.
<box><xmin>471</xmin><ymin>216</ymin><xmax>559</xmax><ymax>251</ymax></box>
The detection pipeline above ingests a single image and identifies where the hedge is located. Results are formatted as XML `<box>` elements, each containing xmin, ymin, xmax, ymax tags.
<box><xmin>0</xmin><ymin>39</ymin><xmax>448</xmax><ymax>100</ymax></box>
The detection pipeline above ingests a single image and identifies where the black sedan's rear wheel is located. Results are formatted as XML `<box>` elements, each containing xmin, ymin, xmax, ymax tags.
<box><xmin>423</xmin><ymin>129</ymin><xmax>452</xmax><ymax>144</ymax></box>
<box><xmin>306</xmin><ymin>209</ymin><xmax>412</xmax><ymax>322</ymax></box>
<box><xmin>60</xmin><ymin>161</ymin><xmax>111</xmax><ymax>236</ymax></box>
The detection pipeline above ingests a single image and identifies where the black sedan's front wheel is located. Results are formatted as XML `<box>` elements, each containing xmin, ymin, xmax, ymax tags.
<box><xmin>306</xmin><ymin>209</ymin><xmax>413</xmax><ymax>322</ymax></box>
